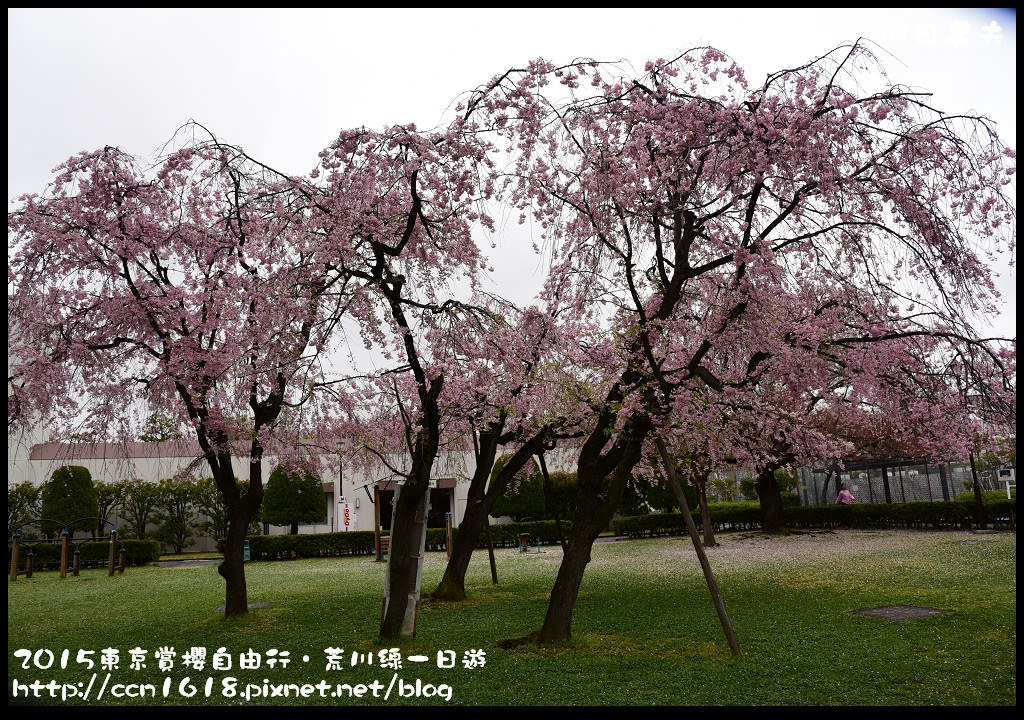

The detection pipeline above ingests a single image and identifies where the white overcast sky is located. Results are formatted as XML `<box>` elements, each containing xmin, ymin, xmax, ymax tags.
<box><xmin>7</xmin><ymin>8</ymin><xmax>1017</xmax><ymax>339</ymax></box>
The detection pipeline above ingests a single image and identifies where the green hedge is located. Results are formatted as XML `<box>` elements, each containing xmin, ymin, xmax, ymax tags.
<box><xmin>216</xmin><ymin>531</ymin><xmax>379</xmax><ymax>560</ymax></box>
<box><xmin>613</xmin><ymin>497</ymin><xmax>1016</xmax><ymax>537</ymax></box>
<box><xmin>955</xmin><ymin>490</ymin><xmax>1016</xmax><ymax>504</ymax></box>
<box><xmin>479</xmin><ymin>520</ymin><xmax>570</xmax><ymax>548</ymax></box>
<box><xmin>216</xmin><ymin>520</ymin><xmax>572</xmax><ymax>561</ymax></box>
<box><xmin>8</xmin><ymin>538</ymin><xmax>162</xmax><ymax>567</ymax></box>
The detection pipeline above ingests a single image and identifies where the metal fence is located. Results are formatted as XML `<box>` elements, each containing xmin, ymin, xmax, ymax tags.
<box><xmin>797</xmin><ymin>460</ymin><xmax>1005</xmax><ymax>506</ymax></box>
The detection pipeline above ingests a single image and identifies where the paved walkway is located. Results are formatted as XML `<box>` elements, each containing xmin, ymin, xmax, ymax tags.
<box><xmin>156</xmin><ymin>558</ymin><xmax>220</xmax><ymax>568</ymax></box>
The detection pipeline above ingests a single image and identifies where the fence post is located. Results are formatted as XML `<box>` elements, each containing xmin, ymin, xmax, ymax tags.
<box><xmin>9</xmin><ymin>534</ymin><xmax>20</xmax><ymax>582</ymax></box>
<box><xmin>108</xmin><ymin>529</ymin><xmax>117</xmax><ymax>577</ymax></box>
<box><xmin>73</xmin><ymin>549</ymin><xmax>81</xmax><ymax>577</ymax></box>
<box><xmin>25</xmin><ymin>550</ymin><xmax>34</xmax><ymax>579</ymax></box>
<box><xmin>118</xmin><ymin>546</ymin><xmax>126</xmax><ymax>574</ymax></box>
<box><xmin>60</xmin><ymin>531</ymin><xmax>69</xmax><ymax>579</ymax></box>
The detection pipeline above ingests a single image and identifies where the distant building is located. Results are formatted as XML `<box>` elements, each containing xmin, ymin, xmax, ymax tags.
<box><xmin>7</xmin><ymin>438</ymin><xmax>578</xmax><ymax>551</ymax></box>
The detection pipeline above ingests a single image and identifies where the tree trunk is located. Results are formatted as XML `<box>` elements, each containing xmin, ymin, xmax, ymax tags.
<box><xmin>210</xmin><ymin>444</ymin><xmax>264</xmax><ymax>618</ymax></box>
<box><xmin>755</xmin><ymin>467</ymin><xmax>785</xmax><ymax>534</ymax></box>
<box><xmin>432</xmin><ymin>427</ymin><xmax>499</xmax><ymax>602</ymax></box>
<box><xmin>433</xmin><ymin>503</ymin><xmax>484</xmax><ymax>601</ymax></box>
<box><xmin>219</xmin><ymin>504</ymin><xmax>252</xmax><ymax>618</ymax></box>
<box><xmin>290</xmin><ymin>521</ymin><xmax>299</xmax><ymax>535</ymax></box>
<box><xmin>536</xmin><ymin>511</ymin><xmax>602</xmax><ymax>643</ymax></box>
<box><xmin>821</xmin><ymin>464</ymin><xmax>838</xmax><ymax>506</ymax></box>
<box><xmin>534</xmin><ymin>426</ymin><xmax>646</xmax><ymax>643</ymax></box>
<box><xmin>380</xmin><ymin>478</ymin><xmax>428</xmax><ymax>638</ymax></box>
<box><xmin>433</xmin><ymin>430</ymin><xmax>547</xmax><ymax>601</ymax></box>
<box><xmin>178</xmin><ymin>384</ymin><xmax>269</xmax><ymax>619</ymax></box>
<box><xmin>696</xmin><ymin>479</ymin><xmax>717</xmax><ymax>547</ymax></box>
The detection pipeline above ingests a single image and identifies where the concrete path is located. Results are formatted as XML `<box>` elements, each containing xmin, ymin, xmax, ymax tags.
<box><xmin>155</xmin><ymin>558</ymin><xmax>220</xmax><ymax>568</ymax></box>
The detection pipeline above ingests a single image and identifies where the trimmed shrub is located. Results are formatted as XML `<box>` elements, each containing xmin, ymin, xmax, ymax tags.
<box><xmin>489</xmin><ymin>455</ymin><xmax>545</xmax><ymax>521</ymax></box>
<box><xmin>40</xmin><ymin>466</ymin><xmax>98</xmax><ymax>537</ymax></box>
<box><xmin>612</xmin><ymin>496</ymin><xmax>1016</xmax><ymax>537</ymax></box>
<box><xmin>263</xmin><ymin>462</ymin><xmax>325</xmax><ymax>533</ymax></box>
<box><xmin>215</xmin><ymin>520</ymin><xmax>573</xmax><ymax>561</ymax></box>
<box><xmin>612</xmin><ymin>513</ymin><xmax>687</xmax><ymax>538</ymax></box>
<box><xmin>954</xmin><ymin>489</ymin><xmax>1016</xmax><ymax>505</ymax></box>
<box><xmin>481</xmin><ymin>520</ymin><xmax>571</xmax><ymax>548</ymax></box>
<box><xmin>545</xmin><ymin>471</ymin><xmax>578</xmax><ymax>521</ymax></box>
<box><xmin>217</xmin><ymin>531</ymin><xmax>379</xmax><ymax>560</ymax></box>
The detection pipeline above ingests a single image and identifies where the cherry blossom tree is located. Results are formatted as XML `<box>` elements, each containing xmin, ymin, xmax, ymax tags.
<box><xmin>690</xmin><ymin>282</ymin><xmax>1002</xmax><ymax>532</ymax></box>
<box><xmin>8</xmin><ymin>131</ymin><xmax>352</xmax><ymax>616</ymax></box>
<box><xmin>482</xmin><ymin>41</ymin><xmax>1015</xmax><ymax>643</ymax></box>
<box><xmin>309</xmin><ymin>122</ymin><xmax>499</xmax><ymax>638</ymax></box>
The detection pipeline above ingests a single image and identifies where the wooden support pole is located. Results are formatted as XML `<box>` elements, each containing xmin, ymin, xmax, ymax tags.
<box><xmin>59</xmin><ymin>532</ymin><xmax>69</xmax><ymax>579</ymax></box>
<box><xmin>118</xmin><ymin>547</ymin><xmax>126</xmax><ymax>574</ymax></box>
<box><xmin>445</xmin><ymin>512</ymin><xmax>453</xmax><ymax>558</ymax></box>
<box><xmin>484</xmin><ymin>515</ymin><xmax>499</xmax><ymax>585</ymax></box>
<box><xmin>656</xmin><ymin>437</ymin><xmax>742</xmax><ymax>658</ymax></box>
<box><xmin>538</xmin><ymin>453</ymin><xmax>568</xmax><ymax>552</ymax></box>
<box><xmin>73</xmin><ymin>551</ymin><xmax>81</xmax><ymax>577</ymax></box>
<box><xmin>373</xmin><ymin>484</ymin><xmax>382</xmax><ymax>562</ymax></box>
<box><xmin>25</xmin><ymin>552</ymin><xmax>34</xmax><ymax>579</ymax></box>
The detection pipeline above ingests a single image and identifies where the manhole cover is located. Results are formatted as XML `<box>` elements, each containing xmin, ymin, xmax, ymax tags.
<box><xmin>213</xmin><ymin>602</ymin><xmax>272</xmax><ymax>613</ymax></box>
<box><xmin>852</xmin><ymin>604</ymin><xmax>947</xmax><ymax>620</ymax></box>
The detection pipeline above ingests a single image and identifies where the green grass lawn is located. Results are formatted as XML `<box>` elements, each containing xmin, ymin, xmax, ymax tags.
<box><xmin>8</xmin><ymin>529</ymin><xmax>1016</xmax><ymax>706</ymax></box>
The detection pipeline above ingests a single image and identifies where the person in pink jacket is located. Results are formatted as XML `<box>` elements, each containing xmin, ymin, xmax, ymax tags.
<box><xmin>836</xmin><ymin>483</ymin><xmax>855</xmax><ymax>505</ymax></box>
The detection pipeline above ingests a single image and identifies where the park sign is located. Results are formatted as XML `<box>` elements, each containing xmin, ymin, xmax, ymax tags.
<box><xmin>339</xmin><ymin>502</ymin><xmax>354</xmax><ymax>532</ymax></box>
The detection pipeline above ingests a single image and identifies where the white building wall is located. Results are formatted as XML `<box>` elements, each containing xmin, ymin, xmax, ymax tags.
<box><xmin>8</xmin><ymin>424</ymin><xmax>49</xmax><ymax>488</ymax></box>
